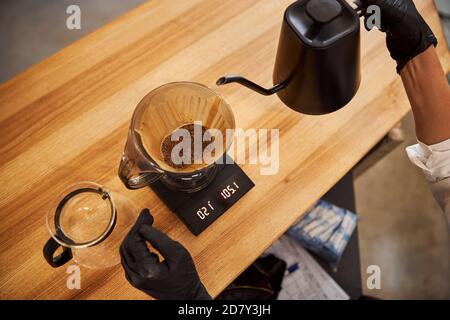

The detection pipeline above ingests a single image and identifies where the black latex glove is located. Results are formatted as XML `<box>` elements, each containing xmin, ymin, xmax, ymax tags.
<box><xmin>120</xmin><ymin>209</ymin><xmax>211</xmax><ymax>300</ymax></box>
<box><xmin>360</xmin><ymin>0</ymin><xmax>437</xmax><ymax>73</ymax></box>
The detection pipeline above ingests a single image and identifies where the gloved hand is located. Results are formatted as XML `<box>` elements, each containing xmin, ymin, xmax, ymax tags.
<box><xmin>120</xmin><ymin>209</ymin><xmax>211</xmax><ymax>300</ymax></box>
<box><xmin>360</xmin><ymin>0</ymin><xmax>437</xmax><ymax>73</ymax></box>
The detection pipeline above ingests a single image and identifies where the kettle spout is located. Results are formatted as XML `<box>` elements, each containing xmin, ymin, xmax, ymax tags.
<box><xmin>216</xmin><ymin>75</ymin><xmax>286</xmax><ymax>96</ymax></box>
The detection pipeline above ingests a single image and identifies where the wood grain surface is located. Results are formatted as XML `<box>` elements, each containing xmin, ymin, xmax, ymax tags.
<box><xmin>0</xmin><ymin>0</ymin><xmax>449</xmax><ymax>299</ymax></box>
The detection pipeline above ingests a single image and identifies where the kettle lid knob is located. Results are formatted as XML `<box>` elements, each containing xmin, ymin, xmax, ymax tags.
<box><xmin>306</xmin><ymin>0</ymin><xmax>343</xmax><ymax>24</ymax></box>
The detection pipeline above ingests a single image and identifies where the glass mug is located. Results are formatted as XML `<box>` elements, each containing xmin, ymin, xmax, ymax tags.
<box><xmin>43</xmin><ymin>182</ymin><xmax>136</xmax><ymax>269</ymax></box>
<box><xmin>119</xmin><ymin>82</ymin><xmax>236</xmax><ymax>193</ymax></box>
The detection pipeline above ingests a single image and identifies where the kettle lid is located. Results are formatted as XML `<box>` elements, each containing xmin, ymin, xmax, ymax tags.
<box><xmin>285</xmin><ymin>0</ymin><xmax>359</xmax><ymax>48</ymax></box>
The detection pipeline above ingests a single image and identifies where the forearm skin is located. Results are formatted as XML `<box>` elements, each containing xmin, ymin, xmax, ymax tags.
<box><xmin>400</xmin><ymin>46</ymin><xmax>450</xmax><ymax>145</ymax></box>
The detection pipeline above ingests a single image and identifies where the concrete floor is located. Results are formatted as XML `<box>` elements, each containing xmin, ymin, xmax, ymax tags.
<box><xmin>436</xmin><ymin>0</ymin><xmax>450</xmax><ymax>48</ymax></box>
<box><xmin>355</xmin><ymin>113</ymin><xmax>450</xmax><ymax>299</ymax></box>
<box><xmin>1</xmin><ymin>0</ymin><xmax>449</xmax><ymax>299</ymax></box>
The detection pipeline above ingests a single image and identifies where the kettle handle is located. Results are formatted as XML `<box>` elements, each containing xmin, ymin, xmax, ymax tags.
<box><xmin>216</xmin><ymin>75</ymin><xmax>286</xmax><ymax>96</ymax></box>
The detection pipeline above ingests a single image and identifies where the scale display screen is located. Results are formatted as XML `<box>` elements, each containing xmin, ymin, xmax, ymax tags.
<box><xmin>150</xmin><ymin>161</ymin><xmax>254</xmax><ymax>235</ymax></box>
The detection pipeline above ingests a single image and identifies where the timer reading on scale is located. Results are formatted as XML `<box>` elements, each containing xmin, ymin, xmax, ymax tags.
<box><xmin>150</xmin><ymin>156</ymin><xmax>254</xmax><ymax>236</ymax></box>
<box><xmin>196</xmin><ymin>201</ymin><xmax>215</xmax><ymax>220</ymax></box>
<box><xmin>196</xmin><ymin>182</ymin><xmax>241</xmax><ymax>220</ymax></box>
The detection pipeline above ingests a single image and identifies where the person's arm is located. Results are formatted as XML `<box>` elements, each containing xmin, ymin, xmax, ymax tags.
<box><xmin>401</xmin><ymin>47</ymin><xmax>450</xmax><ymax>224</ymax></box>
<box><xmin>361</xmin><ymin>0</ymin><xmax>450</xmax><ymax>223</ymax></box>
<box><xmin>400</xmin><ymin>46</ymin><xmax>450</xmax><ymax>145</ymax></box>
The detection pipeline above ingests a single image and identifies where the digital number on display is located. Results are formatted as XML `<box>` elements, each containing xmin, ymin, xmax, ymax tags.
<box><xmin>196</xmin><ymin>201</ymin><xmax>215</xmax><ymax>220</ymax></box>
<box><xmin>219</xmin><ymin>182</ymin><xmax>240</xmax><ymax>200</ymax></box>
<box><xmin>195</xmin><ymin>181</ymin><xmax>241</xmax><ymax>221</ymax></box>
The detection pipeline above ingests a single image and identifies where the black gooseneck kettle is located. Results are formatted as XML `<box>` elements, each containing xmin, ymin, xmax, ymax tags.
<box><xmin>217</xmin><ymin>0</ymin><xmax>363</xmax><ymax>115</ymax></box>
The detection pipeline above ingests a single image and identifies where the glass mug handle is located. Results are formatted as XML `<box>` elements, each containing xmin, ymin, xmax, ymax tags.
<box><xmin>43</xmin><ymin>238</ymin><xmax>73</xmax><ymax>268</ymax></box>
<box><xmin>118</xmin><ymin>154</ymin><xmax>163</xmax><ymax>189</ymax></box>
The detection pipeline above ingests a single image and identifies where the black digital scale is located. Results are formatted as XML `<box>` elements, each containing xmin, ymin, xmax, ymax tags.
<box><xmin>149</xmin><ymin>155</ymin><xmax>254</xmax><ymax>236</ymax></box>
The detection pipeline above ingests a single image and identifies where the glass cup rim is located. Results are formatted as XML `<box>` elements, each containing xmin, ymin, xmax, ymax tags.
<box><xmin>46</xmin><ymin>181</ymin><xmax>117</xmax><ymax>249</ymax></box>
<box><xmin>130</xmin><ymin>81</ymin><xmax>236</xmax><ymax>174</ymax></box>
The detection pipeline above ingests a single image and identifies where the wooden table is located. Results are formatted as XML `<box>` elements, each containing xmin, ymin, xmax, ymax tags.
<box><xmin>0</xmin><ymin>0</ymin><xmax>448</xmax><ymax>299</ymax></box>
